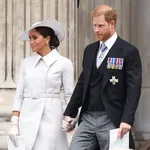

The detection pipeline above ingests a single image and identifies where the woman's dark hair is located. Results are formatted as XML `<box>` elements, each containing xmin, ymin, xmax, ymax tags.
<box><xmin>34</xmin><ymin>26</ymin><xmax>60</xmax><ymax>49</ymax></box>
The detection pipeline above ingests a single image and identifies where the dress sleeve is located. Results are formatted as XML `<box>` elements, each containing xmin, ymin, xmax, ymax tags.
<box><xmin>12</xmin><ymin>60</ymin><xmax>25</xmax><ymax>112</ymax></box>
<box><xmin>62</xmin><ymin>59</ymin><xmax>74</xmax><ymax>105</ymax></box>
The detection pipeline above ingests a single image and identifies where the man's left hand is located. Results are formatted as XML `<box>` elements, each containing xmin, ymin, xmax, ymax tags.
<box><xmin>118</xmin><ymin>122</ymin><xmax>131</xmax><ymax>139</ymax></box>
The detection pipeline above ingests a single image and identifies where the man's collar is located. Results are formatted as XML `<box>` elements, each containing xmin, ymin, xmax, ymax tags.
<box><xmin>100</xmin><ymin>32</ymin><xmax>118</xmax><ymax>50</ymax></box>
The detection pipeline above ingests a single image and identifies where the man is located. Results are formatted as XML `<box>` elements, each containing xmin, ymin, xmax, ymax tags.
<box><xmin>63</xmin><ymin>4</ymin><xmax>142</xmax><ymax>150</ymax></box>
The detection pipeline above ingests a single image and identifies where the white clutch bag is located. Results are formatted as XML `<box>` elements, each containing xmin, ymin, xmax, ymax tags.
<box><xmin>7</xmin><ymin>136</ymin><xmax>25</xmax><ymax>150</ymax></box>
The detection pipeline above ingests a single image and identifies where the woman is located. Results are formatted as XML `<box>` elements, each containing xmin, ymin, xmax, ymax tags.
<box><xmin>8</xmin><ymin>20</ymin><xmax>74</xmax><ymax>150</ymax></box>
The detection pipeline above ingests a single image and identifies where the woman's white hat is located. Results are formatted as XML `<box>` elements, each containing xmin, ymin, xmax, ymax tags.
<box><xmin>18</xmin><ymin>19</ymin><xmax>65</xmax><ymax>42</ymax></box>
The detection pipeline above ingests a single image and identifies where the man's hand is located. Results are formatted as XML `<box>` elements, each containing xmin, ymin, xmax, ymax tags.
<box><xmin>62</xmin><ymin>116</ymin><xmax>78</xmax><ymax>132</ymax></box>
<box><xmin>118</xmin><ymin>122</ymin><xmax>131</xmax><ymax>139</ymax></box>
<box><xmin>8</xmin><ymin>116</ymin><xmax>20</xmax><ymax>147</ymax></box>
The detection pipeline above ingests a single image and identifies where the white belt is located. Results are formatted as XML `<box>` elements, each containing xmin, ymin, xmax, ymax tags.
<box><xmin>24</xmin><ymin>93</ymin><xmax>60</xmax><ymax>99</ymax></box>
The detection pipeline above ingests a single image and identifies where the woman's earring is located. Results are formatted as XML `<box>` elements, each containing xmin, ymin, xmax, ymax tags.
<box><xmin>46</xmin><ymin>41</ymin><xmax>48</xmax><ymax>45</ymax></box>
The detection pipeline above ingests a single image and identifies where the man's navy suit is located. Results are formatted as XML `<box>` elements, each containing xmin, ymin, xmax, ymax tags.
<box><xmin>64</xmin><ymin>37</ymin><xmax>142</xmax><ymax>149</ymax></box>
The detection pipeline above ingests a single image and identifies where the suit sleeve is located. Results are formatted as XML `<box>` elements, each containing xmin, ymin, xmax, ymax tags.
<box><xmin>121</xmin><ymin>48</ymin><xmax>142</xmax><ymax>125</ymax></box>
<box><xmin>63</xmin><ymin>48</ymin><xmax>87</xmax><ymax>118</ymax></box>
<box><xmin>12</xmin><ymin>60</ymin><xmax>25</xmax><ymax>111</ymax></box>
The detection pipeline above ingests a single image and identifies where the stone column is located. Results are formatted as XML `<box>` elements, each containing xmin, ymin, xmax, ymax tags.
<box><xmin>76</xmin><ymin>0</ymin><xmax>149</xmax><ymax>148</ymax></box>
<box><xmin>76</xmin><ymin>0</ymin><xmax>132</xmax><ymax>76</ymax></box>
<box><xmin>0</xmin><ymin>0</ymin><xmax>77</xmax><ymax>149</ymax></box>
<box><xmin>132</xmin><ymin>0</ymin><xmax>150</xmax><ymax>141</ymax></box>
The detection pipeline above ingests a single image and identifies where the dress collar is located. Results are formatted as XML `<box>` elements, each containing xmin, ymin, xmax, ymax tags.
<box><xmin>34</xmin><ymin>49</ymin><xmax>60</xmax><ymax>67</ymax></box>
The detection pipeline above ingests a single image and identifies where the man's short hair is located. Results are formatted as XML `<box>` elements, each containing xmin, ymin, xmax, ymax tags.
<box><xmin>91</xmin><ymin>5</ymin><xmax>117</xmax><ymax>24</ymax></box>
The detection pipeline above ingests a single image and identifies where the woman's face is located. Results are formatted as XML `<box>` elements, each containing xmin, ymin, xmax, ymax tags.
<box><xmin>29</xmin><ymin>29</ymin><xmax>48</xmax><ymax>52</ymax></box>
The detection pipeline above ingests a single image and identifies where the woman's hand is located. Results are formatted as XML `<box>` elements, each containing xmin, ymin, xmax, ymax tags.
<box><xmin>8</xmin><ymin>116</ymin><xmax>20</xmax><ymax>147</ymax></box>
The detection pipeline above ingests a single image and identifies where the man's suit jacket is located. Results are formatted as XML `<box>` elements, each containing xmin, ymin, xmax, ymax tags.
<box><xmin>64</xmin><ymin>37</ymin><xmax>142</xmax><ymax>149</ymax></box>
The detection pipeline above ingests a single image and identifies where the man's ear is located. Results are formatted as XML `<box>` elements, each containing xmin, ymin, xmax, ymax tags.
<box><xmin>110</xmin><ymin>20</ymin><xmax>116</xmax><ymax>30</ymax></box>
<box><xmin>111</xmin><ymin>20</ymin><xmax>115</xmax><ymax>26</ymax></box>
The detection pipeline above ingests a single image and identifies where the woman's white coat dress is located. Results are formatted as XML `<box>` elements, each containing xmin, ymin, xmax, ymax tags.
<box><xmin>12</xmin><ymin>49</ymin><xmax>74</xmax><ymax>150</ymax></box>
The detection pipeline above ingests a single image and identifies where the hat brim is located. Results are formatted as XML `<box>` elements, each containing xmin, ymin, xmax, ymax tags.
<box><xmin>18</xmin><ymin>19</ymin><xmax>65</xmax><ymax>42</ymax></box>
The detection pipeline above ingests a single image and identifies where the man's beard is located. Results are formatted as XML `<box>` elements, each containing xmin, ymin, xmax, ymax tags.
<box><xmin>96</xmin><ymin>30</ymin><xmax>111</xmax><ymax>41</ymax></box>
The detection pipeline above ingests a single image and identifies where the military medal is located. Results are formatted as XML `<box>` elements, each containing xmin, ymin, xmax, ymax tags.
<box><xmin>109</xmin><ymin>76</ymin><xmax>118</xmax><ymax>85</ymax></box>
<box><xmin>107</xmin><ymin>57</ymin><xmax>111</xmax><ymax>69</ymax></box>
<box><xmin>111</xmin><ymin>58</ymin><xmax>115</xmax><ymax>69</ymax></box>
<box><xmin>115</xmin><ymin>58</ymin><xmax>119</xmax><ymax>69</ymax></box>
<box><xmin>118</xmin><ymin>58</ymin><xmax>124</xmax><ymax>70</ymax></box>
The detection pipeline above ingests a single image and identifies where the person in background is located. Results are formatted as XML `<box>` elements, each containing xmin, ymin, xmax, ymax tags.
<box><xmin>8</xmin><ymin>19</ymin><xmax>74</xmax><ymax>150</ymax></box>
<box><xmin>63</xmin><ymin>4</ymin><xmax>142</xmax><ymax>150</ymax></box>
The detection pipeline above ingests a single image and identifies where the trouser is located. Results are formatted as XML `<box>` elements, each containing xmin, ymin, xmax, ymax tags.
<box><xmin>70</xmin><ymin>111</ymin><xmax>115</xmax><ymax>150</ymax></box>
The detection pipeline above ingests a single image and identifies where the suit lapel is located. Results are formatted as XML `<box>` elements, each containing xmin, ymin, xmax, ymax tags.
<box><xmin>100</xmin><ymin>37</ymin><xmax>122</xmax><ymax>91</ymax></box>
<box><xmin>84</xmin><ymin>41</ymin><xmax>100</xmax><ymax>91</ymax></box>
<box><xmin>84</xmin><ymin>37</ymin><xmax>122</xmax><ymax>93</ymax></box>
